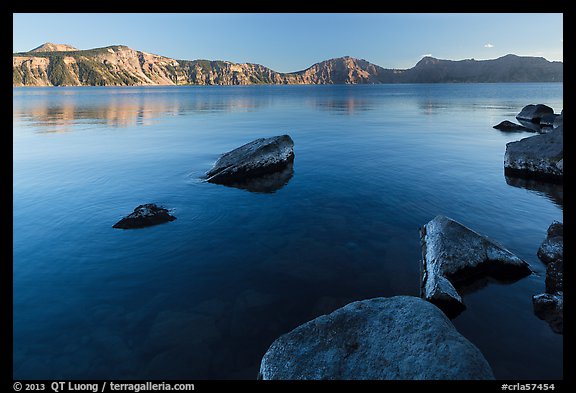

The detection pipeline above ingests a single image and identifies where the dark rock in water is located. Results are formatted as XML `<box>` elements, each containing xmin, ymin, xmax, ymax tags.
<box><xmin>539</xmin><ymin>113</ymin><xmax>559</xmax><ymax>129</ymax></box>
<box><xmin>533</xmin><ymin>221</ymin><xmax>563</xmax><ymax>334</ymax></box>
<box><xmin>533</xmin><ymin>293</ymin><xmax>563</xmax><ymax>334</ymax></box>
<box><xmin>545</xmin><ymin>259</ymin><xmax>563</xmax><ymax>294</ymax></box>
<box><xmin>553</xmin><ymin>113</ymin><xmax>563</xmax><ymax>128</ymax></box>
<box><xmin>258</xmin><ymin>296</ymin><xmax>495</xmax><ymax>380</ymax></box>
<box><xmin>504</xmin><ymin>125</ymin><xmax>563</xmax><ymax>183</ymax></box>
<box><xmin>493</xmin><ymin>120</ymin><xmax>534</xmax><ymax>132</ymax></box>
<box><xmin>419</xmin><ymin>215</ymin><xmax>532</xmax><ymax>317</ymax></box>
<box><xmin>113</xmin><ymin>204</ymin><xmax>176</xmax><ymax>229</ymax></box>
<box><xmin>205</xmin><ymin>135</ymin><xmax>294</xmax><ymax>186</ymax></box>
<box><xmin>516</xmin><ymin>118</ymin><xmax>544</xmax><ymax>133</ymax></box>
<box><xmin>505</xmin><ymin>176</ymin><xmax>563</xmax><ymax>208</ymax></box>
<box><xmin>537</xmin><ymin>221</ymin><xmax>563</xmax><ymax>265</ymax></box>
<box><xmin>516</xmin><ymin>104</ymin><xmax>554</xmax><ymax>124</ymax></box>
<box><xmin>214</xmin><ymin>161</ymin><xmax>293</xmax><ymax>193</ymax></box>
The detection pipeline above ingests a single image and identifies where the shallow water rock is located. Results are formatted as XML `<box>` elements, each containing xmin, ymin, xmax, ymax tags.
<box><xmin>419</xmin><ymin>215</ymin><xmax>531</xmax><ymax>317</ymax></box>
<box><xmin>493</xmin><ymin>120</ymin><xmax>534</xmax><ymax>132</ymax></box>
<box><xmin>113</xmin><ymin>203</ymin><xmax>176</xmax><ymax>229</ymax></box>
<box><xmin>205</xmin><ymin>135</ymin><xmax>294</xmax><ymax>187</ymax></box>
<box><xmin>533</xmin><ymin>293</ymin><xmax>563</xmax><ymax>334</ymax></box>
<box><xmin>504</xmin><ymin>125</ymin><xmax>563</xmax><ymax>183</ymax></box>
<box><xmin>258</xmin><ymin>296</ymin><xmax>494</xmax><ymax>380</ymax></box>
<box><xmin>516</xmin><ymin>104</ymin><xmax>554</xmax><ymax>124</ymax></box>
<box><xmin>537</xmin><ymin>221</ymin><xmax>563</xmax><ymax>264</ymax></box>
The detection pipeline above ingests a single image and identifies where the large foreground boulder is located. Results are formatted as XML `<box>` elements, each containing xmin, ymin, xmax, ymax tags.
<box><xmin>205</xmin><ymin>135</ymin><xmax>294</xmax><ymax>186</ymax></box>
<box><xmin>113</xmin><ymin>204</ymin><xmax>176</xmax><ymax>229</ymax></box>
<box><xmin>258</xmin><ymin>296</ymin><xmax>494</xmax><ymax>380</ymax></box>
<box><xmin>533</xmin><ymin>222</ymin><xmax>563</xmax><ymax>334</ymax></box>
<box><xmin>504</xmin><ymin>125</ymin><xmax>563</xmax><ymax>183</ymax></box>
<box><xmin>419</xmin><ymin>215</ymin><xmax>532</xmax><ymax>317</ymax></box>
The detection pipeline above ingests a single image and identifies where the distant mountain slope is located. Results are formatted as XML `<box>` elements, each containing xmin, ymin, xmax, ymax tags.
<box><xmin>13</xmin><ymin>43</ymin><xmax>563</xmax><ymax>86</ymax></box>
<box><xmin>401</xmin><ymin>54</ymin><xmax>563</xmax><ymax>83</ymax></box>
<box><xmin>30</xmin><ymin>43</ymin><xmax>78</xmax><ymax>53</ymax></box>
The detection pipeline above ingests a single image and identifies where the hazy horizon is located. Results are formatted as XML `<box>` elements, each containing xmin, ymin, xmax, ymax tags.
<box><xmin>13</xmin><ymin>13</ymin><xmax>563</xmax><ymax>73</ymax></box>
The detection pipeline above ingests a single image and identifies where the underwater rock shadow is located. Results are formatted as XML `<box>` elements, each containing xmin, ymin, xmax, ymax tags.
<box><xmin>505</xmin><ymin>175</ymin><xmax>563</xmax><ymax>208</ymax></box>
<box><xmin>210</xmin><ymin>162</ymin><xmax>294</xmax><ymax>193</ymax></box>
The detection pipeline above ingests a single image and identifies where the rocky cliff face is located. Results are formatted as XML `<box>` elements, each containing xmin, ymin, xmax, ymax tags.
<box><xmin>284</xmin><ymin>56</ymin><xmax>400</xmax><ymax>84</ymax></box>
<box><xmin>13</xmin><ymin>45</ymin><xmax>183</xmax><ymax>86</ymax></box>
<box><xmin>13</xmin><ymin>43</ymin><xmax>563</xmax><ymax>87</ymax></box>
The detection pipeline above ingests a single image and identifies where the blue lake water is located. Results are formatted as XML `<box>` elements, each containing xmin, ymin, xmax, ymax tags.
<box><xmin>13</xmin><ymin>84</ymin><xmax>563</xmax><ymax>380</ymax></box>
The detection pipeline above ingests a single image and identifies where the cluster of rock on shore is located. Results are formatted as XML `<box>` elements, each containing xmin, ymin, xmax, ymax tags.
<box><xmin>498</xmin><ymin>104</ymin><xmax>563</xmax><ymax>183</ymax></box>
<box><xmin>111</xmin><ymin>103</ymin><xmax>562</xmax><ymax>380</ymax></box>
<box><xmin>495</xmin><ymin>104</ymin><xmax>564</xmax><ymax>336</ymax></box>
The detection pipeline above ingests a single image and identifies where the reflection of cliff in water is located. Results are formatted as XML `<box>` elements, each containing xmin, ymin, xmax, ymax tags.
<box><xmin>418</xmin><ymin>100</ymin><xmax>520</xmax><ymax>116</ymax></box>
<box><xmin>216</xmin><ymin>162</ymin><xmax>294</xmax><ymax>193</ymax></box>
<box><xmin>505</xmin><ymin>176</ymin><xmax>563</xmax><ymax>208</ymax></box>
<box><xmin>307</xmin><ymin>96</ymin><xmax>373</xmax><ymax>115</ymax></box>
<box><xmin>13</xmin><ymin>91</ymin><xmax>270</xmax><ymax>133</ymax></box>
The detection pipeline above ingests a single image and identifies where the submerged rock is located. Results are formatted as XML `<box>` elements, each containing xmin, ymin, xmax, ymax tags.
<box><xmin>504</xmin><ymin>125</ymin><xmax>563</xmax><ymax>183</ymax></box>
<box><xmin>205</xmin><ymin>135</ymin><xmax>294</xmax><ymax>186</ymax></box>
<box><xmin>537</xmin><ymin>221</ymin><xmax>563</xmax><ymax>264</ymax></box>
<box><xmin>493</xmin><ymin>120</ymin><xmax>534</xmax><ymax>132</ymax></box>
<box><xmin>258</xmin><ymin>296</ymin><xmax>494</xmax><ymax>380</ymax></box>
<box><xmin>533</xmin><ymin>293</ymin><xmax>563</xmax><ymax>334</ymax></box>
<box><xmin>516</xmin><ymin>104</ymin><xmax>554</xmax><ymax>124</ymax></box>
<box><xmin>113</xmin><ymin>203</ymin><xmax>176</xmax><ymax>229</ymax></box>
<box><xmin>419</xmin><ymin>215</ymin><xmax>532</xmax><ymax>317</ymax></box>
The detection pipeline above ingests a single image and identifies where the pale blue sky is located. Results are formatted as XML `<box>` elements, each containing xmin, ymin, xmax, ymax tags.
<box><xmin>13</xmin><ymin>13</ymin><xmax>563</xmax><ymax>73</ymax></box>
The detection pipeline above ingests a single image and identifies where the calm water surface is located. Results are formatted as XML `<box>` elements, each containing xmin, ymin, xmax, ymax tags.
<box><xmin>13</xmin><ymin>84</ymin><xmax>563</xmax><ymax>379</ymax></box>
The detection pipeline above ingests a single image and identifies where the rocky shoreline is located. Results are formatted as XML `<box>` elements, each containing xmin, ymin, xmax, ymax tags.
<box><xmin>502</xmin><ymin>104</ymin><xmax>563</xmax><ymax>183</ymax></box>
<box><xmin>110</xmin><ymin>103</ymin><xmax>562</xmax><ymax>379</ymax></box>
<box><xmin>258</xmin><ymin>103</ymin><xmax>562</xmax><ymax>379</ymax></box>
<box><xmin>533</xmin><ymin>222</ymin><xmax>563</xmax><ymax>334</ymax></box>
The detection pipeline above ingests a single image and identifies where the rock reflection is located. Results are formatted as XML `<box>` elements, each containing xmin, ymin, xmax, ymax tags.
<box><xmin>505</xmin><ymin>176</ymin><xmax>563</xmax><ymax>208</ymax></box>
<box><xmin>418</xmin><ymin>100</ymin><xmax>450</xmax><ymax>115</ymax></box>
<box><xmin>216</xmin><ymin>162</ymin><xmax>294</xmax><ymax>193</ymax></box>
<box><xmin>308</xmin><ymin>97</ymin><xmax>372</xmax><ymax>115</ymax></box>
